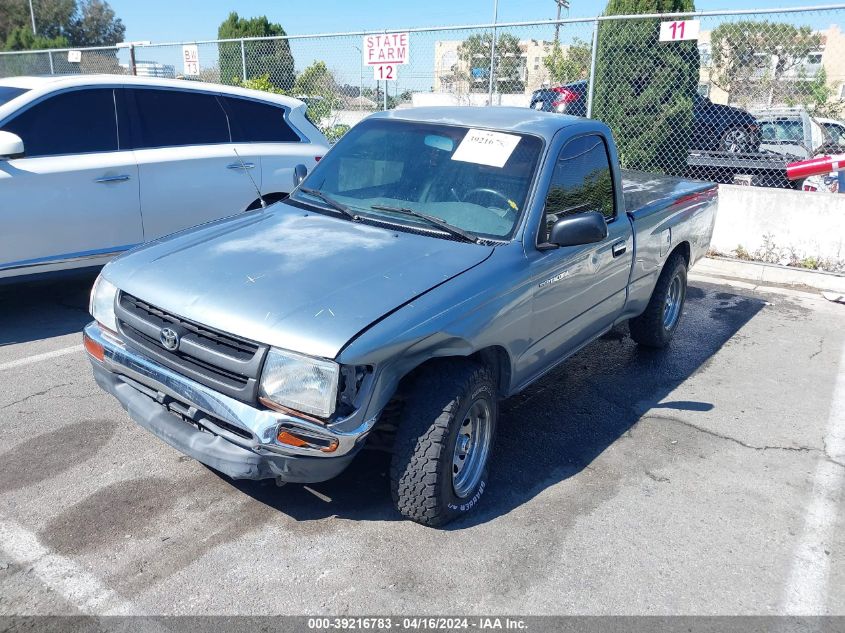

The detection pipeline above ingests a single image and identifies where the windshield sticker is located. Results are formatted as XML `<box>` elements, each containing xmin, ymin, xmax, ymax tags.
<box><xmin>451</xmin><ymin>129</ymin><xmax>521</xmax><ymax>168</ymax></box>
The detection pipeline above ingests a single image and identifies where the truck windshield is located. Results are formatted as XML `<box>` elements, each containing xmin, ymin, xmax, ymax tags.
<box><xmin>291</xmin><ymin>118</ymin><xmax>542</xmax><ymax>240</ymax></box>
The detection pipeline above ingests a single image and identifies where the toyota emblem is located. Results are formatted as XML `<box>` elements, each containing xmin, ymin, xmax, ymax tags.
<box><xmin>159</xmin><ymin>327</ymin><xmax>180</xmax><ymax>351</ymax></box>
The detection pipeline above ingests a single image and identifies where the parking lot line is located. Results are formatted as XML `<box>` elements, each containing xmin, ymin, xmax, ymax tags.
<box><xmin>0</xmin><ymin>344</ymin><xmax>83</xmax><ymax>372</ymax></box>
<box><xmin>782</xmin><ymin>340</ymin><xmax>845</xmax><ymax>614</ymax></box>
<box><xmin>0</xmin><ymin>516</ymin><xmax>134</xmax><ymax>615</ymax></box>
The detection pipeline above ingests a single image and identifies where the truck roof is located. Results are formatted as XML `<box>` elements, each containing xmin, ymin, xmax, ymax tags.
<box><xmin>369</xmin><ymin>106</ymin><xmax>584</xmax><ymax>139</ymax></box>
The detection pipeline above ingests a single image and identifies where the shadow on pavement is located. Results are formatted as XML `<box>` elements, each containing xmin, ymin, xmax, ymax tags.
<box><xmin>0</xmin><ymin>271</ymin><xmax>98</xmax><ymax>346</ymax></box>
<box><xmin>225</xmin><ymin>281</ymin><xmax>767</xmax><ymax>527</ymax></box>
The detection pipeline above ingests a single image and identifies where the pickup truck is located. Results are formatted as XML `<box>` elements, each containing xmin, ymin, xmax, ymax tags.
<box><xmin>84</xmin><ymin>107</ymin><xmax>717</xmax><ymax>526</ymax></box>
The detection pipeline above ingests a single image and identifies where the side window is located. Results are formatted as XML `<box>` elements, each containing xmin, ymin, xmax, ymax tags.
<box><xmin>822</xmin><ymin>123</ymin><xmax>845</xmax><ymax>146</ymax></box>
<box><xmin>542</xmin><ymin>134</ymin><xmax>615</xmax><ymax>241</ymax></box>
<box><xmin>220</xmin><ymin>96</ymin><xmax>300</xmax><ymax>143</ymax></box>
<box><xmin>1</xmin><ymin>88</ymin><xmax>118</xmax><ymax>157</ymax></box>
<box><xmin>129</xmin><ymin>89</ymin><xmax>230</xmax><ymax>149</ymax></box>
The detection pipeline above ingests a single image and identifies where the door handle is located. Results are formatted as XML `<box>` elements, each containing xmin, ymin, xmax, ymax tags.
<box><xmin>94</xmin><ymin>174</ymin><xmax>130</xmax><ymax>183</ymax></box>
<box><xmin>226</xmin><ymin>162</ymin><xmax>255</xmax><ymax>170</ymax></box>
<box><xmin>612</xmin><ymin>241</ymin><xmax>627</xmax><ymax>257</ymax></box>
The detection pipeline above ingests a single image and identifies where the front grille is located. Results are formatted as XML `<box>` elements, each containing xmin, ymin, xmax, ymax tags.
<box><xmin>115</xmin><ymin>292</ymin><xmax>268</xmax><ymax>402</ymax></box>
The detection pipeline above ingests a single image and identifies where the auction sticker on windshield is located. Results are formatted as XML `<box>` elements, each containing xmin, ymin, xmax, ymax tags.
<box><xmin>451</xmin><ymin>129</ymin><xmax>521</xmax><ymax>168</ymax></box>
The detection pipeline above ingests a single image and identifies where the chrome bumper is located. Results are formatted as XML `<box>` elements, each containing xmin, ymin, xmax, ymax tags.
<box><xmin>84</xmin><ymin>322</ymin><xmax>376</xmax><ymax>479</ymax></box>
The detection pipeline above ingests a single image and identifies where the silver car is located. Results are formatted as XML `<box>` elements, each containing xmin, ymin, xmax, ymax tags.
<box><xmin>84</xmin><ymin>107</ymin><xmax>717</xmax><ymax>526</ymax></box>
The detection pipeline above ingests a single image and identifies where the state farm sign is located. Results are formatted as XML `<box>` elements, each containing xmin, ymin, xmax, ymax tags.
<box><xmin>363</xmin><ymin>33</ymin><xmax>409</xmax><ymax>66</ymax></box>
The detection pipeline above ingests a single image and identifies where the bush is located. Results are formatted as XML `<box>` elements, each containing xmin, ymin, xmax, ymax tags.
<box><xmin>593</xmin><ymin>0</ymin><xmax>699</xmax><ymax>175</ymax></box>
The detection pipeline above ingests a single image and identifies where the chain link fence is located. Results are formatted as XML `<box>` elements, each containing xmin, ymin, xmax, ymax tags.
<box><xmin>1</xmin><ymin>5</ymin><xmax>844</xmax><ymax>188</ymax></box>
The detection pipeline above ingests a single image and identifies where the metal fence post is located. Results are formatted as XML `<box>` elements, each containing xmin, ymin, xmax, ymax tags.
<box><xmin>487</xmin><ymin>0</ymin><xmax>499</xmax><ymax>105</ymax></box>
<box><xmin>47</xmin><ymin>50</ymin><xmax>54</xmax><ymax>75</ymax></box>
<box><xmin>240</xmin><ymin>39</ymin><xmax>247</xmax><ymax>81</ymax></box>
<box><xmin>129</xmin><ymin>44</ymin><xmax>137</xmax><ymax>76</ymax></box>
<box><xmin>586</xmin><ymin>18</ymin><xmax>599</xmax><ymax>118</ymax></box>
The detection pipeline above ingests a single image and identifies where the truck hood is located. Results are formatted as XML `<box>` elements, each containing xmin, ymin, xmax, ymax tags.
<box><xmin>104</xmin><ymin>203</ymin><xmax>494</xmax><ymax>359</ymax></box>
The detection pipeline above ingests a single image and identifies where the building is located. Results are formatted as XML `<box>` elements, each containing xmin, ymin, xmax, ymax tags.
<box><xmin>697</xmin><ymin>24</ymin><xmax>845</xmax><ymax>108</ymax></box>
<box><xmin>433</xmin><ymin>39</ymin><xmax>559</xmax><ymax>96</ymax></box>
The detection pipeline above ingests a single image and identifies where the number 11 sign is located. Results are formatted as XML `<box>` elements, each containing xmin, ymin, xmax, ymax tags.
<box><xmin>659</xmin><ymin>19</ymin><xmax>700</xmax><ymax>42</ymax></box>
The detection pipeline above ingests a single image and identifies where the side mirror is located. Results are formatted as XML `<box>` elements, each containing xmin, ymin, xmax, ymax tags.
<box><xmin>293</xmin><ymin>163</ymin><xmax>308</xmax><ymax>187</ymax></box>
<box><xmin>547</xmin><ymin>211</ymin><xmax>608</xmax><ymax>248</ymax></box>
<box><xmin>0</xmin><ymin>131</ymin><xmax>24</xmax><ymax>160</ymax></box>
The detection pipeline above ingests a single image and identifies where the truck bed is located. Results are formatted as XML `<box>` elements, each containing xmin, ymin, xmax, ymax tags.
<box><xmin>622</xmin><ymin>169</ymin><xmax>717</xmax><ymax>216</ymax></box>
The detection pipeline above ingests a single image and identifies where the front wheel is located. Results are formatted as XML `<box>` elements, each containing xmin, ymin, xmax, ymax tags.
<box><xmin>390</xmin><ymin>361</ymin><xmax>498</xmax><ymax>527</ymax></box>
<box><xmin>629</xmin><ymin>253</ymin><xmax>688</xmax><ymax>348</ymax></box>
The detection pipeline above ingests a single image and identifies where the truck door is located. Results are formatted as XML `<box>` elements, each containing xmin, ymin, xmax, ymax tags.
<box><xmin>521</xmin><ymin>134</ymin><xmax>633</xmax><ymax>382</ymax></box>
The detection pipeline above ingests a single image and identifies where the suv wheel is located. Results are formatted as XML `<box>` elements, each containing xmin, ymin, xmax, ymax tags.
<box><xmin>721</xmin><ymin>127</ymin><xmax>752</xmax><ymax>153</ymax></box>
<box><xmin>390</xmin><ymin>361</ymin><xmax>498</xmax><ymax>527</ymax></box>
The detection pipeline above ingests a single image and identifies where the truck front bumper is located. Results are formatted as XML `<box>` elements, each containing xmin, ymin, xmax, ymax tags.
<box><xmin>84</xmin><ymin>322</ymin><xmax>374</xmax><ymax>483</ymax></box>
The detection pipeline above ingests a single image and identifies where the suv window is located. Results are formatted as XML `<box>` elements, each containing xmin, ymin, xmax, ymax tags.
<box><xmin>542</xmin><ymin>134</ymin><xmax>615</xmax><ymax>241</ymax></box>
<box><xmin>822</xmin><ymin>122</ymin><xmax>845</xmax><ymax>146</ymax></box>
<box><xmin>1</xmin><ymin>88</ymin><xmax>117</xmax><ymax>157</ymax></box>
<box><xmin>220</xmin><ymin>96</ymin><xmax>300</xmax><ymax>143</ymax></box>
<box><xmin>0</xmin><ymin>86</ymin><xmax>29</xmax><ymax>108</ymax></box>
<box><xmin>129</xmin><ymin>88</ymin><xmax>230</xmax><ymax>148</ymax></box>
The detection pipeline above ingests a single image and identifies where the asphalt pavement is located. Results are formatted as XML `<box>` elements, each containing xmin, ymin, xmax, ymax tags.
<box><xmin>0</xmin><ymin>268</ymin><xmax>843</xmax><ymax>615</ymax></box>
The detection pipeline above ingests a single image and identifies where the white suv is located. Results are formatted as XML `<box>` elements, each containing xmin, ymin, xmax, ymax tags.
<box><xmin>0</xmin><ymin>75</ymin><xmax>330</xmax><ymax>281</ymax></box>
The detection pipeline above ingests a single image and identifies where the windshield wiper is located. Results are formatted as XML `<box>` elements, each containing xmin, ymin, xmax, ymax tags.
<box><xmin>299</xmin><ymin>187</ymin><xmax>359</xmax><ymax>221</ymax></box>
<box><xmin>370</xmin><ymin>204</ymin><xmax>481</xmax><ymax>244</ymax></box>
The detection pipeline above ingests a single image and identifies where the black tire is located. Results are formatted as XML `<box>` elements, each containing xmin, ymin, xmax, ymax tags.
<box><xmin>390</xmin><ymin>361</ymin><xmax>498</xmax><ymax>527</ymax></box>
<box><xmin>720</xmin><ymin>126</ymin><xmax>753</xmax><ymax>153</ymax></box>
<box><xmin>629</xmin><ymin>253</ymin><xmax>688</xmax><ymax>348</ymax></box>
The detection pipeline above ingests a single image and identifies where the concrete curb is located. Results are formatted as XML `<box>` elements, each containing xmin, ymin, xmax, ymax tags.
<box><xmin>693</xmin><ymin>257</ymin><xmax>845</xmax><ymax>293</ymax></box>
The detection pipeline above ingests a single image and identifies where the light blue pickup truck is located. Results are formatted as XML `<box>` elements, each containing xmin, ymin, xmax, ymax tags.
<box><xmin>85</xmin><ymin>107</ymin><xmax>717</xmax><ymax>526</ymax></box>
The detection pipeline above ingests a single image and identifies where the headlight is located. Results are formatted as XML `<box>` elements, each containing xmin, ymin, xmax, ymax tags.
<box><xmin>259</xmin><ymin>348</ymin><xmax>339</xmax><ymax>419</ymax></box>
<box><xmin>89</xmin><ymin>275</ymin><xmax>118</xmax><ymax>332</ymax></box>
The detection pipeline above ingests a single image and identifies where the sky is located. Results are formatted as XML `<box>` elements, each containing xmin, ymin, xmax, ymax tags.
<box><xmin>110</xmin><ymin>0</ymin><xmax>833</xmax><ymax>44</ymax></box>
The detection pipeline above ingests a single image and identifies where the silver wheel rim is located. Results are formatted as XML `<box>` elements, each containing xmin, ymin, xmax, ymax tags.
<box><xmin>663</xmin><ymin>274</ymin><xmax>683</xmax><ymax>330</ymax></box>
<box><xmin>452</xmin><ymin>398</ymin><xmax>493</xmax><ymax>499</ymax></box>
<box><xmin>723</xmin><ymin>129</ymin><xmax>748</xmax><ymax>153</ymax></box>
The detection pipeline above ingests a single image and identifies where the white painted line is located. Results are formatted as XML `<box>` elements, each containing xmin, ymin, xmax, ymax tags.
<box><xmin>0</xmin><ymin>516</ymin><xmax>136</xmax><ymax>615</ymax></box>
<box><xmin>0</xmin><ymin>344</ymin><xmax>83</xmax><ymax>371</ymax></box>
<box><xmin>781</xmin><ymin>340</ymin><xmax>845</xmax><ymax>614</ymax></box>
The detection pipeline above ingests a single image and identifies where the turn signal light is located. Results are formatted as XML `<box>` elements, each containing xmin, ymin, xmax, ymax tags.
<box><xmin>276</xmin><ymin>429</ymin><xmax>339</xmax><ymax>453</ymax></box>
<box><xmin>83</xmin><ymin>332</ymin><xmax>105</xmax><ymax>361</ymax></box>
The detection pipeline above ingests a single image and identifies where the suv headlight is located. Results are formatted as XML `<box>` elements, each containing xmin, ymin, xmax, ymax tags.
<box><xmin>259</xmin><ymin>348</ymin><xmax>339</xmax><ymax>419</ymax></box>
<box><xmin>89</xmin><ymin>275</ymin><xmax>118</xmax><ymax>332</ymax></box>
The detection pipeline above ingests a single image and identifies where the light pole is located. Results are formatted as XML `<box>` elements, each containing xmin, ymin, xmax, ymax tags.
<box><xmin>28</xmin><ymin>0</ymin><xmax>37</xmax><ymax>34</ymax></box>
<box><xmin>554</xmin><ymin>0</ymin><xmax>570</xmax><ymax>44</ymax></box>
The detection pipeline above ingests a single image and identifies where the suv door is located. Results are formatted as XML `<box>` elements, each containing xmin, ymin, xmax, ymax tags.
<box><xmin>521</xmin><ymin>134</ymin><xmax>632</xmax><ymax>381</ymax></box>
<box><xmin>219</xmin><ymin>95</ymin><xmax>322</xmax><ymax>202</ymax></box>
<box><xmin>126</xmin><ymin>88</ymin><xmax>261</xmax><ymax>239</ymax></box>
<box><xmin>0</xmin><ymin>87</ymin><xmax>142</xmax><ymax>277</ymax></box>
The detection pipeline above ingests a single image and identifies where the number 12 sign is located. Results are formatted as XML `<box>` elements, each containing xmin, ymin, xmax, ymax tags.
<box><xmin>659</xmin><ymin>20</ymin><xmax>700</xmax><ymax>42</ymax></box>
<box><xmin>374</xmin><ymin>64</ymin><xmax>397</xmax><ymax>81</ymax></box>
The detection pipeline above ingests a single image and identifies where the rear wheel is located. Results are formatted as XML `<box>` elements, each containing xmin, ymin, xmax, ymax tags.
<box><xmin>721</xmin><ymin>127</ymin><xmax>753</xmax><ymax>153</ymax></box>
<box><xmin>629</xmin><ymin>253</ymin><xmax>688</xmax><ymax>348</ymax></box>
<box><xmin>390</xmin><ymin>361</ymin><xmax>497</xmax><ymax>527</ymax></box>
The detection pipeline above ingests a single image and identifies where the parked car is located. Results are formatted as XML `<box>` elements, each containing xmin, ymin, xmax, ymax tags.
<box><xmin>0</xmin><ymin>75</ymin><xmax>329</xmax><ymax>281</ymax></box>
<box><xmin>754</xmin><ymin>107</ymin><xmax>845</xmax><ymax>160</ymax></box>
<box><xmin>530</xmin><ymin>80</ymin><xmax>760</xmax><ymax>153</ymax></box>
<box><xmin>84</xmin><ymin>107</ymin><xmax>717</xmax><ymax>526</ymax></box>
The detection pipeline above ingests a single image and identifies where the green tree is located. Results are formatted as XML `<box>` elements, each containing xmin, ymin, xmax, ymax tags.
<box><xmin>593</xmin><ymin>0</ymin><xmax>699</xmax><ymax>175</ymax></box>
<box><xmin>217</xmin><ymin>12</ymin><xmax>295</xmax><ymax>91</ymax></box>
<box><xmin>543</xmin><ymin>37</ymin><xmax>591</xmax><ymax>84</ymax></box>
<box><xmin>66</xmin><ymin>0</ymin><xmax>125</xmax><ymax>46</ymax></box>
<box><xmin>1</xmin><ymin>0</ymin><xmax>123</xmax><ymax>51</ymax></box>
<box><xmin>293</xmin><ymin>60</ymin><xmax>340</xmax><ymax>122</ymax></box>
<box><xmin>709</xmin><ymin>21</ymin><xmax>821</xmax><ymax>107</ymax></box>
<box><xmin>457</xmin><ymin>31</ymin><xmax>525</xmax><ymax>93</ymax></box>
